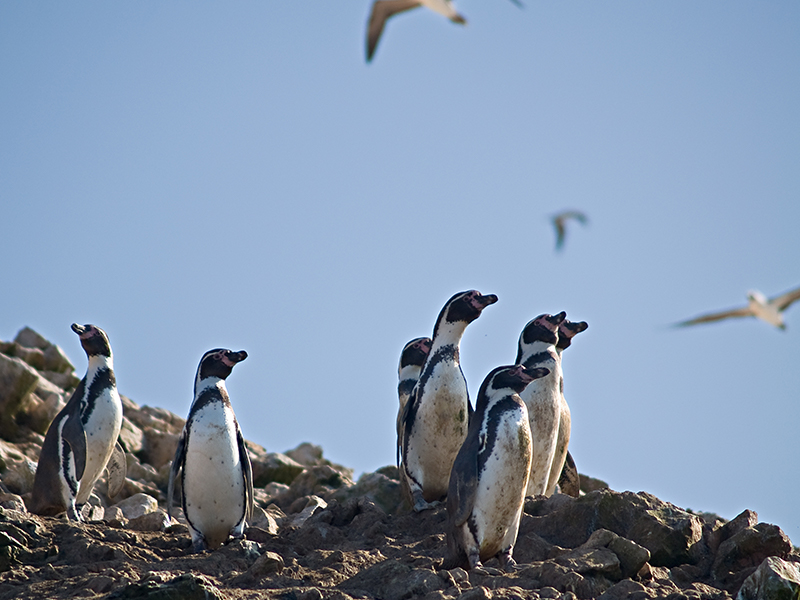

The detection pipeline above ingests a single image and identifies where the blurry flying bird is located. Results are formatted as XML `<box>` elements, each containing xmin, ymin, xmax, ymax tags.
<box><xmin>551</xmin><ymin>210</ymin><xmax>589</xmax><ymax>251</ymax></box>
<box><xmin>674</xmin><ymin>286</ymin><xmax>800</xmax><ymax>331</ymax></box>
<box><xmin>365</xmin><ymin>0</ymin><xmax>466</xmax><ymax>63</ymax></box>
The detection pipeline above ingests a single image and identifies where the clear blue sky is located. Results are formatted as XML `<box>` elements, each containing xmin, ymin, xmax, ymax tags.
<box><xmin>2</xmin><ymin>2</ymin><xmax>798</xmax><ymax>541</ymax></box>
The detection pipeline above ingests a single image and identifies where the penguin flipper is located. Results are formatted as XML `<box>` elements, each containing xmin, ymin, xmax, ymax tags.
<box><xmin>557</xmin><ymin>451</ymin><xmax>581</xmax><ymax>498</ymax></box>
<box><xmin>236</xmin><ymin>425</ymin><xmax>254</xmax><ymax>523</ymax></box>
<box><xmin>167</xmin><ymin>428</ymin><xmax>187</xmax><ymax>519</ymax></box>
<box><xmin>62</xmin><ymin>412</ymin><xmax>87</xmax><ymax>481</ymax></box>
<box><xmin>106</xmin><ymin>440</ymin><xmax>127</xmax><ymax>498</ymax></box>
<box><xmin>447</xmin><ymin>434</ymin><xmax>480</xmax><ymax>527</ymax></box>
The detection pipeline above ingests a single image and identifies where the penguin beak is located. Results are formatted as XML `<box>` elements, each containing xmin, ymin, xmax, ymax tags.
<box><xmin>549</xmin><ymin>312</ymin><xmax>567</xmax><ymax>326</ymax></box>
<box><xmin>477</xmin><ymin>294</ymin><xmax>498</xmax><ymax>308</ymax></box>
<box><xmin>226</xmin><ymin>350</ymin><xmax>248</xmax><ymax>364</ymax></box>
<box><xmin>71</xmin><ymin>323</ymin><xmax>87</xmax><ymax>336</ymax></box>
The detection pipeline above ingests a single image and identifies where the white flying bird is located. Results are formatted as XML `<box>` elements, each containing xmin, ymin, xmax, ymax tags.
<box><xmin>674</xmin><ymin>286</ymin><xmax>800</xmax><ymax>330</ymax></box>
<box><xmin>551</xmin><ymin>210</ymin><xmax>589</xmax><ymax>251</ymax></box>
<box><xmin>365</xmin><ymin>0</ymin><xmax>466</xmax><ymax>63</ymax></box>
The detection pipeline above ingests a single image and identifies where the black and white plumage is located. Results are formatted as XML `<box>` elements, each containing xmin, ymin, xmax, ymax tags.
<box><xmin>445</xmin><ymin>364</ymin><xmax>548</xmax><ymax>572</ymax></box>
<box><xmin>549</xmin><ymin>317</ymin><xmax>589</xmax><ymax>497</ymax></box>
<box><xmin>396</xmin><ymin>337</ymin><xmax>432</xmax><ymax>462</ymax></box>
<box><xmin>365</xmin><ymin>0</ymin><xmax>467</xmax><ymax>63</ymax></box>
<box><xmin>399</xmin><ymin>290</ymin><xmax>498</xmax><ymax>512</ymax></box>
<box><xmin>30</xmin><ymin>323</ymin><xmax>126</xmax><ymax>520</ymax></box>
<box><xmin>674</xmin><ymin>286</ymin><xmax>800</xmax><ymax>330</ymax></box>
<box><xmin>168</xmin><ymin>348</ymin><xmax>253</xmax><ymax>552</ymax></box>
<box><xmin>515</xmin><ymin>312</ymin><xmax>565</xmax><ymax>497</ymax></box>
<box><xmin>551</xmin><ymin>210</ymin><xmax>589</xmax><ymax>252</ymax></box>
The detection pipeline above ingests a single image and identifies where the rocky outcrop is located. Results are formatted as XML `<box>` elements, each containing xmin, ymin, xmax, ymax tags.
<box><xmin>0</xmin><ymin>326</ymin><xmax>797</xmax><ymax>600</ymax></box>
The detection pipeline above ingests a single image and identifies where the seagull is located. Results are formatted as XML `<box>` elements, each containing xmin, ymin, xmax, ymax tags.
<box><xmin>674</xmin><ymin>286</ymin><xmax>800</xmax><ymax>330</ymax></box>
<box><xmin>365</xmin><ymin>0</ymin><xmax>466</xmax><ymax>63</ymax></box>
<box><xmin>551</xmin><ymin>210</ymin><xmax>589</xmax><ymax>251</ymax></box>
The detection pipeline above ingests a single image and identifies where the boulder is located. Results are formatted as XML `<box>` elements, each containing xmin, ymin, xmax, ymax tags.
<box><xmin>524</xmin><ymin>489</ymin><xmax>704</xmax><ymax>567</ymax></box>
<box><xmin>737</xmin><ymin>556</ymin><xmax>800</xmax><ymax>600</ymax></box>
<box><xmin>0</xmin><ymin>355</ymin><xmax>40</xmax><ymax>440</ymax></box>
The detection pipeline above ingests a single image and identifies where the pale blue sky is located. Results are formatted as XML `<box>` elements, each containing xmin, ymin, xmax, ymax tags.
<box><xmin>2</xmin><ymin>2</ymin><xmax>799</xmax><ymax>540</ymax></box>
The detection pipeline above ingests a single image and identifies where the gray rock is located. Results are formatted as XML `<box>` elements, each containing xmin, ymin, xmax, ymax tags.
<box><xmin>523</xmin><ymin>489</ymin><xmax>703</xmax><ymax>568</ymax></box>
<box><xmin>140</xmin><ymin>429</ymin><xmax>180</xmax><ymax>471</ymax></box>
<box><xmin>13</xmin><ymin>327</ymin><xmax>50</xmax><ymax>351</ymax></box>
<box><xmin>340</xmin><ymin>559</ymin><xmax>446</xmax><ymax>600</ymax></box>
<box><xmin>127</xmin><ymin>509</ymin><xmax>171</xmax><ymax>532</ymax></box>
<box><xmin>330</xmin><ymin>471</ymin><xmax>404</xmax><ymax>514</ymax></box>
<box><xmin>0</xmin><ymin>493</ymin><xmax>26</xmax><ymax>512</ymax></box>
<box><xmin>249</xmin><ymin>506</ymin><xmax>280</xmax><ymax>534</ymax></box>
<box><xmin>712</xmin><ymin>521</ymin><xmax>793</xmax><ymax>588</ymax></box>
<box><xmin>2</xmin><ymin>456</ymin><xmax>37</xmax><ymax>495</ymax></box>
<box><xmin>249</xmin><ymin>450</ymin><xmax>306</xmax><ymax>487</ymax></box>
<box><xmin>119</xmin><ymin>416</ymin><xmax>145</xmax><ymax>455</ymax></box>
<box><xmin>41</xmin><ymin>343</ymin><xmax>73</xmax><ymax>374</ymax></box>
<box><xmin>107</xmin><ymin>572</ymin><xmax>225</xmax><ymax>600</ymax></box>
<box><xmin>110</xmin><ymin>493</ymin><xmax>159</xmax><ymax>520</ymax></box>
<box><xmin>276</xmin><ymin>464</ymin><xmax>355</xmax><ymax>510</ymax></box>
<box><xmin>248</xmin><ymin>550</ymin><xmax>285</xmax><ymax>578</ymax></box>
<box><xmin>737</xmin><ymin>556</ymin><xmax>800</xmax><ymax>600</ymax></box>
<box><xmin>0</xmin><ymin>354</ymin><xmax>40</xmax><ymax>439</ymax></box>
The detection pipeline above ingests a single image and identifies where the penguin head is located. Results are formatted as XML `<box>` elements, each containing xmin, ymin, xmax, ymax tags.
<box><xmin>71</xmin><ymin>323</ymin><xmax>112</xmax><ymax>358</ymax></box>
<box><xmin>438</xmin><ymin>290</ymin><xmax>498</xmax><ymax>328</ymax></box>
<box><xmin>398</xmin><ymin>337</ymin><xmax>432</xmax><ymax>374</ymax></box>
<box><xmin>518</xmin><ymin>312</ymin><xmax>565</xmax><ymax>349</ymax></box>
<box><xmin>556</xmin><ymin>319</ymin><xmax>589</xmax><ymax>351</ymax></box>
<box><xmin>196</xmin><ymin>348</ymin><xmax>248</xmax><ymax>383</ymax></box>
<box><xmin>479</xmin><ymin>364</ymin><xmax>550</xmax><ymax>400</ymax></box>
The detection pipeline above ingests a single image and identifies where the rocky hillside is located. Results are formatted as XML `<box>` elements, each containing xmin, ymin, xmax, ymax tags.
<box><xmin>0</xmin><ymin>327</ymin><xmax>798</xmax><ymax>600</ymax></box>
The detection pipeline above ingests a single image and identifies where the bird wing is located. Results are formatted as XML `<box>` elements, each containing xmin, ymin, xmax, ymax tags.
<box><xmin>167</xmin><ymin>428</ymin><xmax>187</xmax><ymax>519</ymax></box>
<box><xmin>366</xmin><ymin>0</ymin><xmax>421</xmax><ymax>62</ymax></box>
<box><xmin>674</xmin><ymin>306</ymin><xmax>753</xmax><ymax>327</ymax></box>
<box><xmin>237</xmin><ymin>424</ymin><xmax>254</xmax><ymax>523</ymax></box>
<box><xmin>447</xmin><ymin>430</ymin><xmax>480</xmax><ymax>528</ymax></box>
<box><xmin>552</xmin><ymin>217</ymin><xmax>566</xmax><ymax>250</ymax></box>
<box><xmin>770</xmin><ymin>285</ymin><xmax>800</xmax><ymax>311</ymax></box>
<box><xmin>422</xmin><ymin>0</ymin><xmax>466</xmax><ymax>22</ymax></box>
<box><xmin>62</xmin><ymin>410</ymin><xmax>87</xmax><ymax>481</ymax></box>
<box><xmin>105</xmin><ymin>440</ymin><xmax>127</xmax><ymax>498</ymax></box>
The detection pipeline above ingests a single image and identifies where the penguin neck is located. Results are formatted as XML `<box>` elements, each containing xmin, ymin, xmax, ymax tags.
<box><xmin>398</xmin><ymin>364</ymin><xmax>422</xmax><ymax>384</ymax></box>
<box><xmin>432</xmin><ymin>320</ymin><xmax>469</xmax><ymax>350</ymax></box>
<box><xmin>518</xmin><ymin>341</ymin><xmax>558</xmax><ymax>368</ymax></box>
<box><xmin>86</xmin><ymin>353</ymin><xmax>114</xmax><ymax>377</ymax></box>
<box><xmin>193</xmin><ymin>376</ymin><xmax>228</xmax><ymax>405</ymax></box>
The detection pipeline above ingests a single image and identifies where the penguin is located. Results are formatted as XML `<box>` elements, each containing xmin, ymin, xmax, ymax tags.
<box><xmin>399</xmin><ymin>290</ymin><xmax>498</xmax><ymax>512</ymax></box>
<box><xmin>444</xmin><ymin>364</ymin><xmax>549</xmax><ymax>572</ymax></box>
<box><xmin>547</xmin><ymin>317</ymin><xmax>589</xmax><ymax>496</ymax></box>
<box><xmin>557</xmin><ymin>451</ymin><xmax>581</xmax><ymax>498</ymax></box>
<box><xmin>168</xmin><ymin>348</ymin><xmax>253</xmax><ymax>552</ymax></box>
<box><xmin>514</xmin><ymin>312</ymin><xmax>565</xmax><ymax>497</ymax></box>
<box><xmin>29</xmin><ymin>323</ymin><xmax>126</xmax><ymax>520</ymax></box>
<box><xmin>396</xmin><ymin>337</ymin><xmax>432</xmax><ymax>464</ymax></box>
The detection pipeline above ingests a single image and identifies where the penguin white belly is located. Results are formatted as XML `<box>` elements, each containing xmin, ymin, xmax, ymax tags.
<box><xmin>546</xmin><ymin>396</ymin><xmax>571</xmax><ymax>496</ymax></box>
<box><xmin>521</xmin><ymin>375</ymin><xmax>561</xmax><ymax>496</ymax></box>
<box><xmin>76</xmin><ymin>387</ymin><xmax>122</xmax><ymax>504</ymax></box>
<box><xmin>469</xmin><ymin>409</ymin><xmax>531</xmax><ymax>560</ymax></box>
<box><xmin>408</xmin><ymin>362</ymin><xmax>469</xmax><ymax>500</ymax></box>
<box><xmin>183</xmin><ymin>402</ymin><xmax>245</xmax><ymax>548</ymax></box>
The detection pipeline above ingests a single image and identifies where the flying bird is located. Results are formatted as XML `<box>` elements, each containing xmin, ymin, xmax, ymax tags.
<box><xmin>551</xmin><ymin>210</ymin><xmax>588</xmax><ymax>251</ymax></box>
<box><xmin>365</xmin><ymin>0</ymin><xmax>466</xmax><ymax>63</ymax></box>
<box><xmin>674</xmin><ymin>286</ymin><xmax>800</xmax><ymax>330</ymax></box>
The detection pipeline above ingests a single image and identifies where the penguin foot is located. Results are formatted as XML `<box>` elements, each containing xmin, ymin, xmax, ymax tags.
<box><xmin>191</xmin><ymin>538</ymin><xmax>209</xmax><ymax>553</ymax></box>
<box><xmin>67</xmin><ymin>504</ymin><xmax>84</xmax><ymax>522</ymax></box>
<box><xmin>499</xmin><ymin>553</ymin><xmax>521</xmax><ymax>573</ymax></box>
<box><xmin>411</xmin><ymin>491</ymin><xmax>441</xmax><ymax>512</ymax></box>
